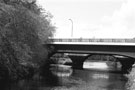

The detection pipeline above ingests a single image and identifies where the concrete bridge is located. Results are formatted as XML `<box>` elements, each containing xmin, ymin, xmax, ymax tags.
<box><xmin>47</xmin><ymin>38</ymin><xmax>135</xmax><ymax>73</ymax></box>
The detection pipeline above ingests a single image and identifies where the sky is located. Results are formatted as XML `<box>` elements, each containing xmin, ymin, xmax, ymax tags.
<box><xmin>37</xmin><ymin>0</ymin><xmax>135</xmax><ymax>38</ymax></box>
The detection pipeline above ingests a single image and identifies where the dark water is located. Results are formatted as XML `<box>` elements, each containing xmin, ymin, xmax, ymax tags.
<box><xmin>0</xmin><ymin>65</ymin><xmax>128</xmax><ymax>90</ymax></box>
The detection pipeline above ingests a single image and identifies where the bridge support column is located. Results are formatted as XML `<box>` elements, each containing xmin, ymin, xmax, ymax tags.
<box><xmin>68</xmin><ymin>55</ymin><xmax>87</xmax><ymax>69</ymax></box>
<box><xmin>118</xmin><ymin>58</ymin><xmax>135</xmax><ymax>74</ymax></box>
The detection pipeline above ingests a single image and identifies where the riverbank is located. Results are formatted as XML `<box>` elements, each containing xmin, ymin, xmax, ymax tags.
<box><xmin>126</xmin><ymin>67</ymin><xmax>135</xmax><ymax>90</ymax></box>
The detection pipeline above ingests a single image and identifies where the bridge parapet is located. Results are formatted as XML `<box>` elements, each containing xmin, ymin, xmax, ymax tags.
<box><xmin>49</xmin><ymin>38</ymin><xmax>135</xmax><ymax>43</ymax></box>
<box><xmin>48</xmin><ymin>38</ymin><xmax>135</xmax><ymax>46</ymax></box>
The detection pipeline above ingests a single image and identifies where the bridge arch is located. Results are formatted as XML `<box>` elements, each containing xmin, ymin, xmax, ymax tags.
<box><xmin>48</xmin><ymin>52</ymin><xmax>135</xmax><ymax>74</ymax></box>
<box><xmin>84</xmin><ymin>54</ymin><xmax>135</xmax><ymax>73</ymax></box>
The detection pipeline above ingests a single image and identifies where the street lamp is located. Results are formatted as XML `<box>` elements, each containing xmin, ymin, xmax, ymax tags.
<box><xmin>69</xmin><ymin>19</ymin><xmax>73</xmax><ymax>37</ymax></box>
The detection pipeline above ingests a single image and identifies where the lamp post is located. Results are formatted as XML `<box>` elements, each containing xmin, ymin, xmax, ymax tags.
<box><xmin>69</xmin><ymin>19</ymin><xmax>73</xmax><ymax>37</ymax></box>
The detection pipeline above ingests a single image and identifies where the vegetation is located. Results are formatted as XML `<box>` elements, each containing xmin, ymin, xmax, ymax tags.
<box><xmin>126</xmin><ymin>67</ymin><xmax>135</xmax><ymax>90</ymax></box>
<box><xmin>0</xmin><ymin>0</ymin><xmax>55</xmax><ymax>80</ymax></box>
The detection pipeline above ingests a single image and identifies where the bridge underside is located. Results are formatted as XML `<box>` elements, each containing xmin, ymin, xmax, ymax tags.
<box><xmin>49</xmin><ymin>44</ymin><xmax>135</xmax><ymax>58</ymax></box>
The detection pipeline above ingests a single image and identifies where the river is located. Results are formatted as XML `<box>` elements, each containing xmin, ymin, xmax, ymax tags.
<box><xmin>0</xmin><ymin>64</ymin><xmax>128</xmax><ymax>90</ymax></box>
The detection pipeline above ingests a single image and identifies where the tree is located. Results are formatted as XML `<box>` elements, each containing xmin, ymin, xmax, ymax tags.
<box><xmin>0</xmin><ymin>0</ymin><xmax>55</xmax><ymax>79</ymax></box>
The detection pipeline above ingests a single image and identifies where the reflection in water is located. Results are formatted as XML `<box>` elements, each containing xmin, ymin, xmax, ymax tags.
<box><xmin>92</xmin><ymin>73</ymin><xmax>109</xmax><ymax>79</ymax></box>
<box><xmin>50</xmin><ymin>64</ymin><xmax>73</xmax><ymax>77</ymax></box>
<box><xmin>0</xmin><ymin>64</ymin><xmax>128</xmax><ymax>90</ymax></box>
<box><xmin>72</xmin><ymin>69</ymin><xmax>127</xmax><ymax>90</ymax></box>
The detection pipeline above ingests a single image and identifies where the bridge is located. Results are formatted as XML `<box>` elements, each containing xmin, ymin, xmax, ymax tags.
<box><xmin>47</xmin><ymin>38</ymin><xmax>135</xmax><ymax>73</ymax></box>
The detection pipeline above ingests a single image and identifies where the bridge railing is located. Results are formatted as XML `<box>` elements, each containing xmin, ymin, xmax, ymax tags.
<box><xmin>49</xmin><ymin>38</ymin><xmax>135</xmax><ymax>43</ymax></box>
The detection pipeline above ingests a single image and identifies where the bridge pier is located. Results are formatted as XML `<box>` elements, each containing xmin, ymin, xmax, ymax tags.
<box><xmin>68</xmin><ymin>55</ymin><xmax>87</xmax><ymax>69</ymax></box>
<box><xmin>118</xmin><ymin>58</ymin><xmax>135</xmax><ymax>74</ymax></box>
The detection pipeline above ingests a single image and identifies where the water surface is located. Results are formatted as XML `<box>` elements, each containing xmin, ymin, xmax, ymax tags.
<box><xmin>0</xmin><ymin>65</ymin><xmax>128</xmax><ymax>90</ymax></box>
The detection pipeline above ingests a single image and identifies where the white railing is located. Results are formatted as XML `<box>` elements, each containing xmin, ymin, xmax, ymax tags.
<box><xmin>49</xmin><ymin>38</ymin><xmax>135</xmax><ymax>43</ymax></box>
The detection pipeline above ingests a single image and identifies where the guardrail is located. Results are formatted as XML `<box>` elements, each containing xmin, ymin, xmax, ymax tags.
<box><xmin>49</xmin><ymin>38</ymin><xmax>135</xmax><ymax>43</ymax></box>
